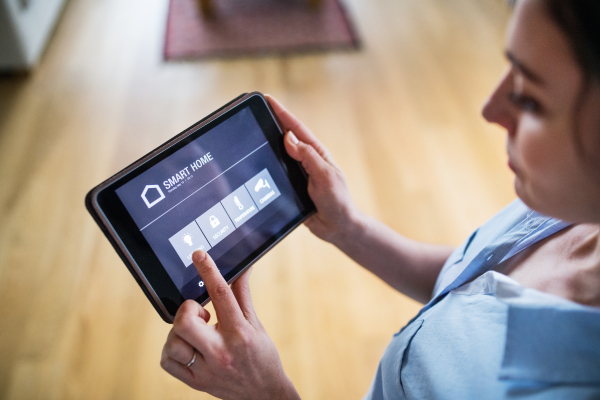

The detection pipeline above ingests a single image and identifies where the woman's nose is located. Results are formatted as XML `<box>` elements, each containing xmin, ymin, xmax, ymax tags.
<box><xmin>482</xmin><ymin>69</ymin><xmax>517</xmax><ymax>135</ymax></box>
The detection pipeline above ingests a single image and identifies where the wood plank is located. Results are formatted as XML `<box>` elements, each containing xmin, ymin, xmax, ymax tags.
<box><xmin>0</xmin><ymin>0</ymin><xmax>511</xmax><ymax>398</ymax></box>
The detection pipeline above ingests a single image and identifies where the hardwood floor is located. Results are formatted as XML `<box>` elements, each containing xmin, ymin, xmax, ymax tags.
<box><xmin>0</xmin><ymin>0</ymin><xmax>512</xmax><ymax>398</ymax></box>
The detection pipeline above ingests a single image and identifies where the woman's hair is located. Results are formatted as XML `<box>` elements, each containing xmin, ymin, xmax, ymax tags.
<box><xmin>542</xmin><ymin>1</ymin><xmax>600</xmax><ymax>171</ymax></box>
<box><xmin>543</xmin><ymin>1</ymin><xmax>600</xmax><ymax>82</ymax></box>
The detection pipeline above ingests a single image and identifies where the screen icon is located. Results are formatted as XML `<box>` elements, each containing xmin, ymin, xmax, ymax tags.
<box><xmin>234</xmin><ymin>196</ymin><xmax>244</xmax><ymax>210</ymax></box>
<box><xmin>222</xmin><ymin>186</ymin><xmax>259</xmax><ymax>228</ymax></box>
<box><xmin>196</xmin><ymin>203</ymin><xmax>235</xmax><ymax>247</ymax></box>
<box><xmin>245</xmin><ymin>169</ymin><xmax>281</xmax><ymax>210</ymax></box>
<box><xmin>169</xmin><ymin>221</ymin><xmax>211</xmax><ymax>267</ymax></box>
<box><xmin>254</xmin><ymin>178</ymin><xmax>270</xmax><ymax>192</ymax></box>
<box><xmin>141</xmin><ymin>184</ymin><xmax>165</xmax><ymax>208</ymax></box>
<box><xmin>182</xmin><ymin>233</ymin><xmax>194</xmax><ymax>246</ymax></box>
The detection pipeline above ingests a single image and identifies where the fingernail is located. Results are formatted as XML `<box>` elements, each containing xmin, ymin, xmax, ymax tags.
<box><xmin>287</xmin><ymin>131</ymin><xmax>299</xmax><ymax>145</ymax></box>
<box><xmin>192</xmin><ymin>250</ymin><xmax>206</xmax><ymax>263</ymax></box>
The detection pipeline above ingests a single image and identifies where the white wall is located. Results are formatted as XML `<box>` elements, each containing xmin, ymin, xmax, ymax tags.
<box><xmin>0</xmin><ymin>0</ymin><xmax>68</xmax><ymax>69</ymax></box>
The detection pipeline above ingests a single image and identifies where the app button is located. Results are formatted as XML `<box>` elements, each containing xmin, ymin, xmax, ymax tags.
<box><xmin>196</xmin><ymin>203</ymin><xmax>235</xmax><ymax>247</ymax></box>
<box><xmin>168</xmin><ymin>221</ymin><xmax>211</xmax><ymax>267</ymax></box>
<box><xmin>245</xmin><ymin>168</ymin><xmax>281</xmax><ymax>210</ymax></box>
<box><xmin>222</xmin><ymin>185</ymin><xmax>259</xmax><ymax>228</ymax></box>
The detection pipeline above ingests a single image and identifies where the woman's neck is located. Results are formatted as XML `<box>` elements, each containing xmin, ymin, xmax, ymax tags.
<box><xmin>496</xmin><ymin>223</ymin><xmax>600</xmax><ymax>307</ymax></box>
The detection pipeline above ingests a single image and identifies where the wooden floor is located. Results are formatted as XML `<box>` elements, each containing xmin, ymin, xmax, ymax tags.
<box><xmin>0</xmin><ymin>0</ymin><xmax>512</xmax><ymax>398</ymax></box>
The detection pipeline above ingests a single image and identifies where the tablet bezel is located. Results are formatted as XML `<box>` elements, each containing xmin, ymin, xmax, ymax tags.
<box><xmin>86</xmin><ymin>92</ymin><xmax>315</xmax><ymax>323</ymax></box>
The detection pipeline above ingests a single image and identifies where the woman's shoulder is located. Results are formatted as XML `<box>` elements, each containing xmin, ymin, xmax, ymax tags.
<box><xmin>433</xmin><ymin>199</ymin><xmax>533</xmax><ymax>297</ymax></box>
<box><xmin>399</xmin><ymin>272</ymin><xmax>600</xmax><ymax>400</ymax></box>
<box><xmin>405</xmin><ymin>272</ymin><xmax>600</xmax><ymax>400</ymax></box>
<box><xmin>490</xmin><ymin>272</ymin><xmax>600</xmax><ymax>397</ymax></box>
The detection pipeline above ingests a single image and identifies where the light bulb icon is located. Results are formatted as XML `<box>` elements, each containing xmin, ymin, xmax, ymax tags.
<box><xmin>183</xmin><ymin>234</ymin><xmax>193</xmax><ymax>246</ymax></box>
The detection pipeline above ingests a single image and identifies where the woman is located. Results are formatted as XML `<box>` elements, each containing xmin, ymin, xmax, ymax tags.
<box><xmin>160</xmin><ymin>0</ymin><xmax>600</xmax><ymax>398</ymax></box>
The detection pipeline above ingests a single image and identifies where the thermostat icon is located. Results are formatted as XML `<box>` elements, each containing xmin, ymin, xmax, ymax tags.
<box><xmin>141</xmin><ymin>184</ymin><xmax>165</xmax><ymax>208</ymax></box>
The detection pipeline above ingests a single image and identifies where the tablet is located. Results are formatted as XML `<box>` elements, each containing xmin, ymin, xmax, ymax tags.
<box><xmin>86</xmin><ymin>92</ymin><xmax>315</xmax><ymax>323</ymax></box>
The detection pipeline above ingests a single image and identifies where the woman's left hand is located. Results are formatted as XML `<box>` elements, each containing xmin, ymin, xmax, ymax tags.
<box><xmin>160</xmin><ymin>250</ymin><xmax>300</xmax><ymax>400</ymax></box>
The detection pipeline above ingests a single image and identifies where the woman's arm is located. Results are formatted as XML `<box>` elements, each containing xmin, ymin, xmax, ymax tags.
<box><xmin>267</xmin><ymin>95</ymin><xmax>453</xmax><ymax>303</ymax></box>
<box><xmin>331</xmin><ymin>213</ymin><xmax>454</xmax><ymax>304</ymax></box>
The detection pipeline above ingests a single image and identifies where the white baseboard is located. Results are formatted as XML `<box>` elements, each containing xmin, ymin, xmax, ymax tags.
<box><xmin>0</xmin><ymin>0</ymin><xmax>68</xmax><ymax>70</ymax></box>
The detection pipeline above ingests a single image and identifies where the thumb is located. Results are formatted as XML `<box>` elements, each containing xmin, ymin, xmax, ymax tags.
<box><xmin>230</xmin><ymin>267</ymin><xmax>259</xmax><ymax>327</ymax></box>
<box><xmin>284</xmin><ymin>130</ymin><xmax>331</xmax><ymax>179</ymax></box>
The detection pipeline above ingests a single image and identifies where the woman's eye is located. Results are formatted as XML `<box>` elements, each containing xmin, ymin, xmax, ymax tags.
<box><xmin>508</xmin><ymin>92</ymin><xmax>541</xmax><ymax>113</ymax></box>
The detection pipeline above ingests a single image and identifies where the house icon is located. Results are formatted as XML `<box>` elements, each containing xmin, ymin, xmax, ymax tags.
<box><xmin>141</xmin><ymin>185</ymin><xmax>165</xmax><ymax>208</ymax></box>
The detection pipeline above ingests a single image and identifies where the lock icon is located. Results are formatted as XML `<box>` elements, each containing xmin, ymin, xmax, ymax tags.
<box><xmin>209</xmin><ymin>215</ymin><xmax>220</xmax><ymax>228</ymax></box>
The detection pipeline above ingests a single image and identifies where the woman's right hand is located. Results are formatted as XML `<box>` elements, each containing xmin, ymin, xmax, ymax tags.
<box><xmin>265</xmin><ymin>95</ymin><xmax>360</xmax><ymax>244</ymax></box>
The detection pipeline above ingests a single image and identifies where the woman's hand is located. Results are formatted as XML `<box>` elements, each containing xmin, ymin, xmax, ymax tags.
<box><xmin>160</xmin><ymin>250</ymin><xmax>300</xmax><ymax>400</ymax></box>
<box><xmin>266</xmin><ymin>95</ymin><xmax>451</xmax><ymax>302</ymax></box>
<box><xmin>266</xmin><ymin>95</ymin><xmax>361</xmax><ymax>244</ymax></box>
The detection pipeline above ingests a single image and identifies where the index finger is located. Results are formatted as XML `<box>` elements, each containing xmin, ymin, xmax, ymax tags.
<box><xmin>265</xmin><ymin>94</ymin><xmax>334</xmax><ymax>163</ymax></box>
<box><xmin>192</xmin><ymin>250</ymin><xmax>246</xmax><ymax>331</ymax></box>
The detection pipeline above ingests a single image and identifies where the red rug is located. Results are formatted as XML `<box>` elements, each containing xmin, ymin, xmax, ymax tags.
<box><xmin>164</xmin><ymin>0</ymin><xmax>360</xmax><ymax>60</ymax></box>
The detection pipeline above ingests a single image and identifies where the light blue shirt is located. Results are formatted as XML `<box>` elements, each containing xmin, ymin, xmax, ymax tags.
<box><xmin>364</xmin><ymin>200</ymin><xmax>600</xmax><ymax>399</ymax></box>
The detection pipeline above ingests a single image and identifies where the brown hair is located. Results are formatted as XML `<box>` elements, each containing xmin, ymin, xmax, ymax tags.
<box><xmin>543</xmin><ymin>1</ymin><xmax>600</xmax><ymax>82</ymax></box>
<box><xmin>543</xmin><ymin>0</ymin><xmax>600</xmax><ymax>172</ymax></box>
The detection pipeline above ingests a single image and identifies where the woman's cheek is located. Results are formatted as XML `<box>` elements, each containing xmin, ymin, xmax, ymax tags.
<box><xmin>522</xmin><ymin>124</ymin><xmax>583</xmax><ymax>208</ymax></box>
<box><xmin>516</xmin><ymin>121</ymin><xmax>551</xmax><ymax>179</ymax></box>
<box><xmin>514</xmin><ymin>122</ymin><xmax>563</xmax><ymax>201</ymax></box>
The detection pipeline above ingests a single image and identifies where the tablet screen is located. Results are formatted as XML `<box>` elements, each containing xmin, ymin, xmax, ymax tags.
<box><xmin>113</xmin><ymin>106</ymin><xmax>304</xmax><ymax>301</ymax></box>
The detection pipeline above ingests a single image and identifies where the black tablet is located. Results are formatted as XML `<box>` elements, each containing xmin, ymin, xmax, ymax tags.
<box><xmin>86</xmin><ymin>92</ymin><xmax>315</xmax><ymax>323</ymax></box>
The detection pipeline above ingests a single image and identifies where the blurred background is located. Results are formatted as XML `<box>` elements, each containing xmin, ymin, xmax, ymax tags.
<box><xmin>0</xmin><ymin>0</ymin><xmax>512</xmax><ymax>398</ymax></box>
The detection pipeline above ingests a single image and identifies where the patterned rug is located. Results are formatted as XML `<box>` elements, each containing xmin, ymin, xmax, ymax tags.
<box><xmin>164</xmin><ymin>0</ymin><xmax>360</xmax><ymax>60</ymax></box>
